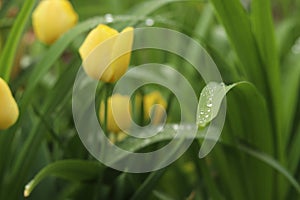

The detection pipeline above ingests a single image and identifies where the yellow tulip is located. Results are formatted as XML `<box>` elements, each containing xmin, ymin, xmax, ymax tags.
<box><xmin>99</xmin><ymin>94</ymin><xmax>132</xmax><ymax>133</ymax></box>
<box><xmin>0</xmin><ymin>78</ymin><xmax>19</xmax><ymax>130</ymax></box>
<box><xmin>79</xmin><ymin>24</ymin><xmax>134</xmax><ymax>83</ymax></box>
<box><xmin>136</xmin><ymin>91</ymin><xmax>167</xmax><ymax>124</ymax></box>
<box><xmin>32</xmin><ymin>0</ymin><xmax>78</xmax><ymax>45</ymax></box>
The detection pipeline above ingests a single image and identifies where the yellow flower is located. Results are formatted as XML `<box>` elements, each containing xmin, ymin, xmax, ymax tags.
<box><xmin>0</xmin><ymin>78</ymin><xmax>19</xmax><ymax>130</ymax></box>
<box><xmin>99</xmin><ymin>94</ymin><xmax>132</xmax><ymax>133</ymax></box>
<box><xmin>136</xmin><ymin>91</ymin><xmax>167</xmax><ymax>124</ymax></box>
<box><xmin>79</xmin><ymin>24</ymin><xmax>134</xmax><ymax>83</ymax></box>
<box><xmin>32</xmin><ymin>0</ymin><xmax>78</xmax><ymax>45</ymax></box>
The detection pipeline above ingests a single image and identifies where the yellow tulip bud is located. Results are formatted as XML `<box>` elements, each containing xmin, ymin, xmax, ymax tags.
<box><xmin>99</xmin><ymin>94</ymin><xmax>132</xmax><ymax>133</ymax></box>
<box><xmin>79</xmin><ymin>24</ymin><xmax>134</xmax><ymax>83</ymax></box>
<box><xmin>32</xmin><ymin>0</ymin><xmax>78</xmax><ymax>45</ymax></box>
<box><xmin>136</xmin><ymin>91</ymin><xmax>167</xmax><ymax>124</ymax></box>
<box><xmin>0</xmin><ymin>78</ymin><xmax>19</xmax><ymax>130</ymax></box>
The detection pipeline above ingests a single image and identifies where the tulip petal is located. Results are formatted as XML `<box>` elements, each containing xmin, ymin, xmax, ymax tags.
<box><xmin>99</xmin><ymin>94</ymin><xmax>132</xmax><ymax>133</ymax></box>
<box><xmin>79</xmin><ymin>24</ymin><xmax>118</xmax><ymax>60</ymax></box>
<box><xmin>0</xmin><ymin>78</ymin><xmax>19</xmax><ymax>130</ymax></box>
<box><xmin>32</xmin><ymin>0</ymin><xmax>78</xmax><ymax>45</ymax></box>
<box><xmin>80</xmin><ymin>25</ymin><xmax>119</xmax><ymax>81</ymax></box>
<box><xmin>109</xmin><ymin>27</ymin><xmax>134</xmax><ymax>82</ymax></box>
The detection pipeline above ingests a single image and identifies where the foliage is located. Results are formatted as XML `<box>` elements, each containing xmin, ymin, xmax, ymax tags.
<box><xmin>0</xmin><ymin>0</ymin><xmax>299</xmax><ymax>199</ymax></box>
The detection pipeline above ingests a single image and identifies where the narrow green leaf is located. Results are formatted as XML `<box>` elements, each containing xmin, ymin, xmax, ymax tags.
<box><xmin>116</xmin><ymin>125</ymin><xmax>300</xmax><ymax>196</ymax></box>
<box><xmin>24</xmin><ymin>160</ymin><xmax>102</xmax><ymax>197</ymax></box>
<box><xmin>209</xmin><ymin>0</ymin><xmax>265</xmax><ymax>91</ymax></box>
<box><xmin>197</xmin><ymin>81</ymin><xmax>275</xmax><ymax>199</ymax></box>
<box><xmin>7</xmin><ymin>59</ymin><xmax>81</xmax><ymax>199</ymax></box>
<box><xmin>225</xmin><ymin>81</ymin><xmax>275</xmax><ymax>199</ymax></box>
<box><xmin>23</xmin><ymin>125</ymin><xmax>300</xmax><ymax>197</ymax></box>
<box><xmin>282</xmin><ymin>61</ymin><xmax>300</xmax><ymax>144</ymax></box>
<box><xmin>128</xmin><ymin>0</ymin><xmax>197</xmax><ymax>20</ymax></box>
<box><xmin>288</xmin><ymin>124</ymin><xmax>300</xmax><ymax>174</ymax></box>
<box><xmin>276</xmin><ymin>18</ymin><xmax>300</xmax><ymax>61</ymax></box>
<box><xmin>153</xmin><ymin>190</ymin><xmax>174</xmax><ymax>200</ymax></box>
<box><xmin>251</xmin><ymin>0</ymin><xmax>279</xmax><ymax>79</ymax></box>
<box><xmin>130</xmin><ymin>169</ymin><xmax>166</xmax><ymax>200</ymax></box>
<box><xmin>251</xmin><ymin>2</ymin><xmax>284</xmax><ymax>184</ymax></box>
<box><xmin>0</xmin><ymin>0</ymin><xmax>37</xmax><ymax>81</ymax></box>
<box><xmin>197</xmin><ymin>82</ymin><xmax>237</xmax><ymax>127</ymax></box>
<box><xmin>237</xmin><ymin>144</ymin><xmax>300</xmax><ymax>194</ymax></box>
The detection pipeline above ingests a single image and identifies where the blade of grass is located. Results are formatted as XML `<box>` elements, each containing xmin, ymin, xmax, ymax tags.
<box><xmin>209</xmin><ymin>0</ymin><xmax>265</xmax><ymax>92</ymax></box>
<box><xmin>20</xmin><ymin>123</ymin><xmax>300</xmax><ymax>197</ymax></box>
<box><xmin>5</xmin><ymin>58</ymin><xmax>81</xmax><ymax>199</ymax></box>
<box><xmin>282</xmin><ymin>61</ymin><xmax>300</xmax><ymax>145</ymax></box>
<box><xmin>288</xmin><ymin>123</ymin><xmax>300</xmax><ymax>174</ymax></box>
<box><xmin>0</xmin><ymin>0</ymin><xmax>37</xmax><ymax>81</ymax></box>
<box><xmin>251</xmin><ymin>0</ymin><xmax>284</xmax><ymax>165</ymax></box>
<box><xmin>24</xmin><ymin>160</ymin><xmax>103</xmax><ymax>197</ymax></box>
<box><xmin>226</xmin><ymin>81</ymin><xmax>275</xmax><ymax>200</ymax></box>
<box><xmin>130</xmin><ymin>169</ymin><xmax>166</xmax><ymax>200</ymax></box>
<box><xmin>237</xmin><ymin>143</ymin><xmax>300</xmax><ymax>195</ymax></box>
<box><xmin>191</xmin><ymin>142</ymin><xmax>223</xmax><ymax>200</ymax></box>
<box><xmin>277</xmin><ymin>18</ymin><xmax>300</xmax><ymax>61</ymax></box>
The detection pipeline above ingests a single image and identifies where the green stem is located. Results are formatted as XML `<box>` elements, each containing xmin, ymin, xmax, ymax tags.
<box><xmin>165</xmin><ymin>92</ymin><xmax>174</xmax><ymax>119</ymax></box>
<box><xmin>139</xmin><ymin>89</ymin><xmax>145</xmax><ymax>126</ymax></box>
<box><xmin>100</xmin><ymin>83</ymin><xmax>112</xmax><ymax>158</ymax></box>
<box><xmin>103</xmin><ymin>83</ymin><xmax>112</xmax><ymax>134</ymax></box>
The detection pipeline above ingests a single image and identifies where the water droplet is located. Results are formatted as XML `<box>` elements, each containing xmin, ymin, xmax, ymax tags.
<box><xmin>144</xmin><ymin>139</ymin><xmax>150</xmax><ymax>144</ymax></box>
<box><xmin>145</xmin><ymin>18</ymin><xmax>154</xmax><ymax>26</ymax></box>
<box><xmin>20</xmin><ymin>55</ymin><xmax>31</xmax><ymax>69</ymax></box>
<box><xmin>207</xmin><ymin>103</ymin><xmax>212</xmax><ymax>108</ymax></box>
<box><xmin>105</xmin><ymin>13</ymin><xmax>114</xmax><ymax>23</ymax></box>
<box><xmin>172</xmin><ymin>124</ymin><xmax>179</xmax><ymax>130</ymax></box>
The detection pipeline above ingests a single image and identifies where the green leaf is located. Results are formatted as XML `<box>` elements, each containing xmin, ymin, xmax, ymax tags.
<box><xmin>24</xmin><ymin>160</ymin><xmax>103</xmax><ymax>197</ymax></box>
<box><xmin>130</xmin><ymin>169</ymin><xmax>166</xmax><ymax>200</ymax></box>
<box><xmin>276</xmin><ymin>18</ymin><xmax>300</xmax><ymax>61</ymax></box>
<box><xmin>23</xmin><ymin>124</ymin><xmax>300</xmax><ymax>198</ymax></box>
<box><xmin>128</xmin><ymin>0</ymin><xmax>197</xmax><ymax>22</ymax></box>
<box><xmin>153</xmin><ymin>190</ymin><xmax>174</xmax><ymax>200</ymax></box>
<box><xmin>237</xmin><ymin>144</ymin><xmax>300</xmax><ymax>195</ymax></box>
<box><xmin>197</xmin><ymin>81</ymin><xmax>275</xmax><ymax>199</ymax></box>
<box><xmin>251</xmin><ymin>0</ymin><xmax>279</xmax><ymax>79</ymax></box>
<box><xmin>251</xmin><ymin>0</ymin><xmax>284</xmax><ymax>179</ymax></box>
<box><xmin>0</xmin><ymin>0</ymin><xmax>37</xmax><ymax>81</ymax></box>
<box><xmin>288</xmin><ymin>123</ymin><xmax>300</xmax><ymax>174</ymax></box>
<box><xmin>118</xmin><ymin>126</ymin><xmax>300</xmax><ymax>196</ymax></box>
<box><xmin>209</xmin><ymin>0</ymin><xmax>264</xmax><ymax>90</ymax></box>
<box><xmin>117</xmin><ymin>124</ymin><xmax>205</xmax><ymax>152</ymax></box>
<box><xmin>196</xmin><ymin>82</ymin><xmax>237</xmax><ymax>127</ymax></box>
<box><xmin>282</xmin><ymin>61</ymin><xmax>300</xmax><ymax>145</ymax></box>
<box><xmin>225</xmin><ymin>81</ymin><xmax>275</xmax><ymax>200</ymax></box>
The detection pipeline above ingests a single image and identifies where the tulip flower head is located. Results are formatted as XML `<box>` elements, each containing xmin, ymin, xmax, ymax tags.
<box><xmin>99</xmin><ymin>94</ymin><xmax>132</xmax><ymax>133</ymax></box>
<box><xmin>0</xmin><ymin>78</ymin><xmax>19</xmax><ymax>130</ymax></box>
<box><xmin>32</xmin><ymin>0</ymin><xmax>78</xmax><ymax>45</ymax></box>
<box><xmin>79</xmin><ymin>24</ymin><xmax>134</xmax><ymax>83</ymax></box>
<box><xmin>136</xmin><ymin>91</ymin><xmax>167</xmax><ymax>124</ymax></box>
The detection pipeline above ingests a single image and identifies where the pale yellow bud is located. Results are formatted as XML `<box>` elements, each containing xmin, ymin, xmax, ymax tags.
<box><xmin>0</xmin><ymin>78</ymin><xmax>19</xmax><ymax>130</ymax></box>
<box><xmin>79</xmin><ymin>24</ymin><xmax>134</xmax><ymax>83</ymax></box>
<box><xmin>32</xmin><ymin>0</ymin><xmax>78</xmax><ymax>45</ymax></box>
<box><xmin>136</xmin><ymin>91</ymin><xmax>167</xmax><ymax>124</ymax></box>
<box><xmin>99</xmin><ymin>94</ymin><xmax>132</xmax><ymax>133</ymax></box>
